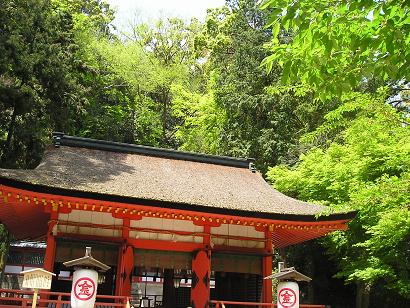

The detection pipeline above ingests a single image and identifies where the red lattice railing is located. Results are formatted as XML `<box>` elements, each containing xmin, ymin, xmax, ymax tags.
<box><xmin>210</xmin><ymin>300</ymin><xmax>328</xmax><ymax>308</ymax></box>
<box><xmin>0</xmin><ymin>288</ymin><xmax>129</xmax><ymax>307</ymax></box>
<box><xmin>0</xmin><ymin>289</ymin><xmax>329</xmax><ymax>308</ymax></box>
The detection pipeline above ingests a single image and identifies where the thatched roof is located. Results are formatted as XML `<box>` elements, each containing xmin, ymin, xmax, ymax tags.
<box><xmin>0</xmin><ymin>134</ymin><xmax>354</xmax><ymax>221</ymax></box>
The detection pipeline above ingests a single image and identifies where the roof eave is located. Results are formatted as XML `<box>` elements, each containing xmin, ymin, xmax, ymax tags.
<box><xmin>0</xmin><ymin>176</ymin><xmax>357</xmax><ymax>222</ymax></box>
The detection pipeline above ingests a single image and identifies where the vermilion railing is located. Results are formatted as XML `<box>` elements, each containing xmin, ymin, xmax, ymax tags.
<box><xmin>0</xmin><ymin>288</ymin><xmax>130</xmax><ymax>307</ymax></box>
<box><xmin>210</xmin><ymin>300</ymin><xmax>327</xmax><ymax>308</ymax></box>
<box><xmin>0</xmin><ymin>289</ymin><xmax>328</xmax><ymax>308</ymax></box>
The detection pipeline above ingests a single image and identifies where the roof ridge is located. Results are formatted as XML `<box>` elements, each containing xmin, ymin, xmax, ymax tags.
<box><xmin>52</xmin><ymin>132</ymin><xmax>255</xmax><ymax>169</ymax></box>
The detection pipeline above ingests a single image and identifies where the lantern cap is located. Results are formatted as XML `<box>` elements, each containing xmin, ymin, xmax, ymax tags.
<box><xmin>63</xmin><ymin>247</ymin><xmax>110</xmax><ymax>272</ymax></box>
<box><xmin>264</xmin><ymin>265</ymin><xmax>312</xmax><ymax>282</ymax></box>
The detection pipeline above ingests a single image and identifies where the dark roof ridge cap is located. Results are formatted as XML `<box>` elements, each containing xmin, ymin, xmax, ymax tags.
<box><xmin>52</xmin><ymin>132</ymin><xmax>255</xmax><ymax>169</ymax></box>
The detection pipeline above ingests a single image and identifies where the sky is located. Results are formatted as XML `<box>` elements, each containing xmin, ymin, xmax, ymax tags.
<box><xmin>106</xmin><ymin>0</ymin><xmax>226</xmax><ymax>32</ymax></box>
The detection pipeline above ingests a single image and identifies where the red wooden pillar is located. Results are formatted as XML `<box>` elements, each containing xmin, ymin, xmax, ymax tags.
<box><xmin>262</xmin><ymin>229</ymin><xmax>273</xmax><ymax>303</ymax></box>
<box><xmin>116</xmin><ymin>218</ymin><xmax>134</xmax><ymax>296</ymax></box>
<box><xmin>116</xmin><ymin>244</ymin><xmax>134</xmax><ymax>296</ymax></box>
<box><xmin>191</xmin><ymin>249</ymin><xmax>211</xmax><ymax>308</ymax></box>
<box><xmin>44</xmin><ymin>211</ymin><xmax>58</xmax><ymax>272</ymax></box>
<box><xmin>203</xmin><ymin>225</ymin><xmax>211</xmax><ymax>245</ymax></box>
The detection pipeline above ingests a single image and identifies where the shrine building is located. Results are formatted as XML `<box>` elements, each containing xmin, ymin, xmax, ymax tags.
<box><xmin>0</xmin><ymin>133</ymin><xmax>355</xmax><ymax>307</ymax></box>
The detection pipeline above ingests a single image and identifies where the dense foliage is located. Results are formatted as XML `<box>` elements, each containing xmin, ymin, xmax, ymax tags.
<box><xmin>0</xmin><ymin>0</ymin><xmax>409</xmax><ymax>307</ymax></box>
<box><xmin>182</xmin><ymin>0</ymin><xmax>336</xmax><ymax>172</ymax></box>
<box><xmin>1</xmin><ymin>0</ymin><xmax>89</xmax><ymax>167</ymax></box>
<box><xmin>261</xmin><ymin>0</ymin><xmax>410</xmax><ymax>100</ymax></box>
<box><xmin>267</xmin><ymin>92</ymin><xmax>410</xmax><ymax>306</ymax></box>
<box><xmin>261</xmin><ymin>0</ymin><xmax>409</xmax><ymax>307</ymax></box>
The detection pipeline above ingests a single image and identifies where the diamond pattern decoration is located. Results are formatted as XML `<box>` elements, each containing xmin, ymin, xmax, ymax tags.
<box><xmin>191</xmin><ymin>250</ymin><xmax>211</xmax><ymax>308</ymax></box>
<box><xmin>203</xmin><ymin>271</ymin><xmax>209</xmax><ymax>288</ymax></box>
<box><xmin>192</xmin><ymin>271</ymin><xmax>199</xmax><ymax>290</ymax></box>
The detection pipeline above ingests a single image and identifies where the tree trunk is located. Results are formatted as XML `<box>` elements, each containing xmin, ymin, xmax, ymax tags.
<box><xmin>306</xmin><ymin>255</ymin><xmax>315</xmax><ymax>303</ymax></box>
<box><xmin>356</xmin><ymin>282</ymin><xmax>363</xmax><ymax>308</ymax></box>
<box><xmin>160</xmin><ymin>88</ymin><xmax>171</xmax><ymax>146</ymax></box>
<box><xmin>355</xmin><ymin>282</ymin><xmax>371</xmax><ymax>308</ymax></box>
<box><xmin>362</xmin><ymin>283</ymin><xmax>371</xmax><ymax>308</ymax></box>
<box><xmin>162</xmin><ymin>99</ymin><xmax>167</xmax><ymax>145</ymax></box>
<box><xmin>3</xmin><ymin>103</ymin><xmax>17</xmax><ymax>163</ymax></box>
<box><xmin>5</xmin><ymin>111</ymin><xmax>16</xmax><ymax>150</ymax></box>
<box><xmin>0</xmin><ymin>226</ymin><xmax>11</xmax><ymax>287</ymax></box>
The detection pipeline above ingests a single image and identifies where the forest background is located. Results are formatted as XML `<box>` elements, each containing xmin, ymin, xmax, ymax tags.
<box><xmin>0</xmin><ymin>0</ymin><xmax>409</xmax><ymax>307</ymax></box>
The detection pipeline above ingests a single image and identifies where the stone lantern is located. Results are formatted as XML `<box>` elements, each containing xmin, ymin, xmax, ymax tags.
<box><xmin>265</xmin><ymin>262</ymin><xmax>312</xmax><ymax>308</ymax></box>
<box><xmin>63</xmin><ymin>247</ymin><xmax>110</xmax><ymax>308</ymax></box>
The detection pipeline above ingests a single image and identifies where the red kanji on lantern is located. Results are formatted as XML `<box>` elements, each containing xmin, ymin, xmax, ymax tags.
<box><xmin>278</xmin><ymin>288</ymin><xmax>297</xmax><ymax>308</ymax></box>
<box><xmin>74</xmin><ymin>277</ymin><xmax>96</xmax><ymax>301</ymax></box>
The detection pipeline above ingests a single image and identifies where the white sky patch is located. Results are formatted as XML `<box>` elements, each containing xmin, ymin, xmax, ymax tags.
<box><xmin>106</xmin><ymin>0</ymin><xmax>225</xmax><ymax>32</ymax></box>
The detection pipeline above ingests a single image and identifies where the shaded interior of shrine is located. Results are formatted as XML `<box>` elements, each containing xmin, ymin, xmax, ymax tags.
<box><xmin>49</xmin><ymin>240</ymin><xmax>264</xmax><ymax>307</ymax></box>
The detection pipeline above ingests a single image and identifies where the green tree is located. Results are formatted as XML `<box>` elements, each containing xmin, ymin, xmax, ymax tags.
<box><xmin>267</xmin><ymin>92</ymin><xmax>410</xmax><ymax>307</ymax></box>
<box><xmin>192</xmin><ymin>0</ymin><xmax>337</xmax><ymax>172</ymax></box>
<box><xmin>0</xmin><ymin>0</ymin><xmax>115</xmax><ymax>168</ymax></box>
<box><xmin>261</xmin><ymin>0</ymin><xmax>410</xmax><ymax>100</ymax></box>
<box><xmin>172</xmin><ymin>84</ymin><xmax>225</xmax><ymax>154</ymax></box>
<box><xmin>0</xmin><ymin>225</ymin><xmax>11</xmax><ymax>284</ymax></box>
<box><xmin>52</xmin><ymin>0</ymin><xmax>114</xmax><ymax>36</ymax></box>
<box><xmin>130</xmin><ymin>18</ymin><xmax>204</xmax><ymax>147</ymax></box>
<box><xmin>0</xmin><ymin>0</ymin><xmax>84</xmax><ymax>167</ymax></box>
<box><xmin>74</xmin><ymin>35</ymin><xmax>164</xmax><ymax>144</ymax></box>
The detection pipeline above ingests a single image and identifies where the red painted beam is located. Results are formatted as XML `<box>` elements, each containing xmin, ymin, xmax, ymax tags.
<box><xmin>56</xmin><ymin>232</ymin><xmax>124</xmax><ymax>244</ymax></box>
<box><xmin>0</xmin><ymin>184</ymin><xmax>351</xmax><ymax>247</ymax></box>
<box><xmin>128</xmin><ymin>238</ymin><xmax>205</xmax><ymax>252</ymax></box>
<box><xmin>0</xmin><ymin>184</ymin><xmax>351</xmax><ymax>228</ymax></box>
<box><xmin>212</xmin><ymin>245</ymin><xmax>266</xmax><ymax>255</ymax></box>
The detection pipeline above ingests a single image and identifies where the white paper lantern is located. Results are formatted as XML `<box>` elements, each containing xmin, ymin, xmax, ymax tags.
<box><xmin>71</xmin><ymin>268</ymin><xmax>98</xmax><ymax>308</ymax></box>
<box><xmin>277</xmin><ymin>281</ymin><xmax>299</xmax><ymax>308</ymax></box>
